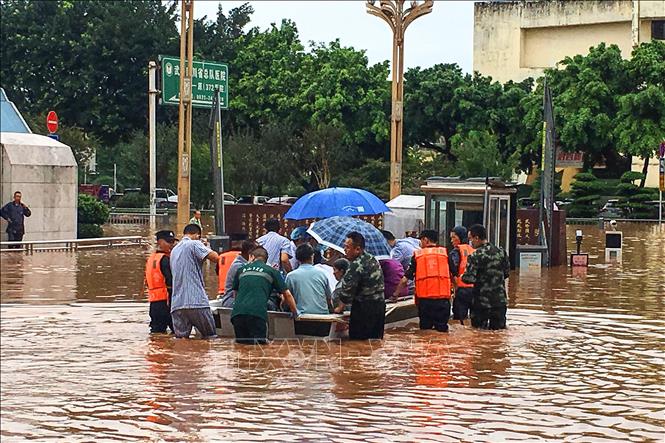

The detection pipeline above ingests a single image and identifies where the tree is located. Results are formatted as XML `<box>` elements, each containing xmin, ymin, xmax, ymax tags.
<box><xmin>449</xmin><ymin>130</ymin><xmax>515</xmax><ymax>180</ymax></box>
<box><xmin>614</xmin><ymin>41</ymin><xmax>665</xmax><ymax>187</ymax></box>
<box><xmin>0</xmin><ymin>0</ymin><xmax>179</xmax><ymax>144</ymax></box>
<box><xmin>615</xmin><ymin>171</ymin><xmax>658</xmax><ymax>218</ymax></box>
<box><xmin>544</xmin><ymin>43</ymin><xmax>629</xmax><ymax>170</ymax></box>
<box><xmin>568</xmin><ymin>173</ymin><xmax>605</xmax><ymax>217</ymax></box>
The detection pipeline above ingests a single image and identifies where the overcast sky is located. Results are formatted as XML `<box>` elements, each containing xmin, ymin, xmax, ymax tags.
<box><xmin>194</xmin><ymin>1</ymin><xmax>474</xmax><ymax>72</ymax></box>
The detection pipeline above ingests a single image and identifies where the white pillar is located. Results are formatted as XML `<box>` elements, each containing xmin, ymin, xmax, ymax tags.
<box><xmin>148</xmin><ymin>61</ymin><xmax>158</xmax><ymax>230</ymax></box>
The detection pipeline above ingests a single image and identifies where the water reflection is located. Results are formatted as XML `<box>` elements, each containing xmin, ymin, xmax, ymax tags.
<box><xmin>1</xmin><ymin>223</ymin><xmax>664</xmax><ymax>441</ymax></box>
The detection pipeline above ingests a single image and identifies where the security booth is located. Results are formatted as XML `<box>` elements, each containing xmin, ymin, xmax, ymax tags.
<box><xmin>421</xmin><ymin>177</ymin><xmax>518</xmax><ymax>267</ymax></box>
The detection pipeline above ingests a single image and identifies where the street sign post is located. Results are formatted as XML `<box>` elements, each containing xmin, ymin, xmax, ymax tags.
<box><xmin>46</xmin><ymin>111</ymin><xmax>58</xmax><ymax>134</ymax></box>
<box><xmin>159</xmin><ymin>55</ymin><xmax>228</xmax><ymax>109</ymax></box>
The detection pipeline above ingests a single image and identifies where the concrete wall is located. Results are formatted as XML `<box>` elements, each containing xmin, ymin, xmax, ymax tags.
<box><xmin>1</xmin><ymin>133</ymin><xmax>78</xmax><ymax>241</ymax></box>
<box><xmin>474</xmin><ymin>0</ymin><xmax>665</xmax><ymax>83</ymax></box>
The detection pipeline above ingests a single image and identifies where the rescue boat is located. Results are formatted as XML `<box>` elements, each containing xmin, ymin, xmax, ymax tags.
<box><xmin>209</xmin><ymin>297</ymin><xmax>418</xmax><ymax>339</ymax></box>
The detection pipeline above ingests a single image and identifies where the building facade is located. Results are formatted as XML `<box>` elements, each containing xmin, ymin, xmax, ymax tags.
<box><xmin>474</xmin><ymin>0</ymin><xmax>665</xmax><ymax>84</ymax></box>
<box><xmin>474</xmin><ymin>0</ymin><xmax>665</xmax><ymax>188</ymax></box>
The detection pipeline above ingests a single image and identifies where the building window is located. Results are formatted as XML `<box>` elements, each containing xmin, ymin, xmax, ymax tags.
<box><xmin>653</xmin><ymin>20</ymin><xmax>665</xmax><ymax>40</ymax></box>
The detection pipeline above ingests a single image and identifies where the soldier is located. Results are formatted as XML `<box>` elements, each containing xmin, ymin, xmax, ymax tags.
<box><xmin>462</xmin><ymin>224</ymin><xmax>510</xmax><ymax>330</ymax></box>
<box><xmin>336</xmin><ymin>232</ymin><xmax>386</xmax><ymax>340</ymax></box>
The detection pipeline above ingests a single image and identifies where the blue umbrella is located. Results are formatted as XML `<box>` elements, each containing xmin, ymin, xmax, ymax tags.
<box><xmin>284</xmin><ymin>187</ymin><xmax>390</xmax><ymax>220</ymax></box>
<box><xmin>307</xmin><ymin>216</ymin><xmax>392</xmax><ymax>259</ymax></box>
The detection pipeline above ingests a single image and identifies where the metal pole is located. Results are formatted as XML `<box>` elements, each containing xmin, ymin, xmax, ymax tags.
<box><xmin>217</xmin><ymin>90</ymin><xmax>225</xmax><ymax>234</ymax></box>
<box><xmin>659</xmin><ymin>190</ymin><xmax>662</xmax><ymax>226</ymax></box>
<box><xmin>148</xmin><ymin>61</ymin><xmax>158</xmax><ymax>229</ymax></box>
<box><xmin>209</xmin><ymin>90</ymin><xmax>225</xmax><ymax>236</ymax></box>
<box><xmin>176</xmin><ymin>0</ymin><xmax>194</xmax><ymax>234</ymax></box>
<box><xmin>631</xmin><ymin>0</ymin><xmax>640</xmax><ymax>47</ymax></box>
<box><xmin>113</xmin><ymin>163</ymin><xmax>117</xmax><ymax>191</ymax></box>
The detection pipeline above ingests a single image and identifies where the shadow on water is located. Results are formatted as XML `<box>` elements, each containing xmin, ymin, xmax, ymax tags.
<box><xmin>1</xmin><ymin>222</ymin><xmax>664</xmax><ymax>441</ymax></box>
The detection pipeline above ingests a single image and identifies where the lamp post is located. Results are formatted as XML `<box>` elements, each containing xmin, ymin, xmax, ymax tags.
<box><xmin>366</xmin><ymin>0</ymin><xmax>433</xmax><ymax>199</ymax></box>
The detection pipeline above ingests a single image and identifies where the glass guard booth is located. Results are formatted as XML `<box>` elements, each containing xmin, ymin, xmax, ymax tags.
<box><xmin>421</xmin><ymin>178</ymin><xmax>518</xmax><ymax>267</ymax></box>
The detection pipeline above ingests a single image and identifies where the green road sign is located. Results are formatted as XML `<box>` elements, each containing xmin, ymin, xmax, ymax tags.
<box><xmin>159</xmin><ymin>55</ymin><xmax>228</xmax><ymax>109</ymax></box>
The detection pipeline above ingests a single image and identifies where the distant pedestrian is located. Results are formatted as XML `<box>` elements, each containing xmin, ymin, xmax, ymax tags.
<box><xmin>462</xmin><ymin>224</ymin><xmax>510</xmax><ymax>330</ymax></box>
<box><xmin>449</xmin><ymin>226</ymin><xmax>475</xmax><ymax>324</ymax></box>
<box><xmin>231</xmin><ymin>247</ymin><xmax>299</xmax><ymax>344</ymax></box>
<box><xmin>189</xmin><ymin>210</ymin><xmax>202</xmax><ymax>228</ymax></box>
<box><xmin>1</xmin><ymin>191</ymin><xmax>31</xmax><ymax>248</ymax></box>
<box><xmin>257</xmin><ymin>218</ymin><xmax>293</xmax><ymax>274</ymax></box>
<box><xmin>394</xmin><ymin>230</ymin><xmax>452</xmax><ymax>332</ymax></box>
<box><xmin>145</xmin><ymin>230</ymin><xmax>176</xmax><ymax>334</ymax></box>
<box><xmin>169</xmin><ymin>223</ymin><xmax>220</xmax><ymax>339</ymax></box>
<box><xmin>335</xmin><ymin>232</ymin><xmax>386</xmax><ymax>340</ymax></box>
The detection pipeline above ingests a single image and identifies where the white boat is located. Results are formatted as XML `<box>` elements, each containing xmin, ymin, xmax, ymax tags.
<box><xmin>209</xmin><ymin>297</ymin><xmax>418</xmax><ymax>339</ymax></box>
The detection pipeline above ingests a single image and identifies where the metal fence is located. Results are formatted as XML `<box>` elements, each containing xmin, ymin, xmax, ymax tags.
<box><xmin>0</xmin><ymin>236</ymin><xmax>145</xmax><ymax>253</ymax></box>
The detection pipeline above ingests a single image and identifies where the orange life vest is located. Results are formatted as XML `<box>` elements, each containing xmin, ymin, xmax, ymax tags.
<box><xmin>145</xmin><ymin>252</ymin><xmax>168</xmax><ymax>302</ymax></box>
<box><xmin>455</xmin><ymin>244</ymin><xmax>475</xmax><ymax>289</ymax></box>
<box><xmin>414</xmin><ymin>246</ymin><xmax>451</xmax><ymax>299</ymax></box>
<box><xmin>218</xmin><ymin>251</ymin><xmax>241</xmax><ymax>294</ymax></box>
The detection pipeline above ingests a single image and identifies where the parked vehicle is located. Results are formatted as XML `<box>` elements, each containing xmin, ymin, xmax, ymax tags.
<box><xmin>267</xmin><ymin>196</ymin><xmax>297</xmax><ymax>205</ymax></box>
<box><xmin>599</xmin><ymin>199</ymin><xmax>623</xmax><ymax>218</ymax></box>
<box><xmin>237</xmin><ymin>195</ymin><xmax>270</xmax><ymax>205</ymax></box>
<box><xmin>518</xmin><ymin>197</ymin><xmax>536</xmax><ymax>208</ymax></box>
<box><xmin>79</xmin><ymin>184</ymin><xmax>111</xmax><ymax>204</ymax></box>
<box><xmin>154</xmin><ymin>188</ymin><xmax>178</xmax><ymax>208</ymax></box>
<box><xmin>223</xmin><ymin>193</ymin><xmax>237</xmax><ymax>205</ymax></box>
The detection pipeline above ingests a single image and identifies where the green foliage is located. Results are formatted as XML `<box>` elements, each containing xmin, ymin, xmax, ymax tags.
<box><xmin>3</xmin><ymin>1</ymin><xmax>663</xmax><ymax>199</ymax></box>
<box><xmin>77</xmin><ymin>193</ymin><xmax>109</xmax><ymax>224</ymax></box>
<box><xmin>614</xmin><ymin>41</ymin><xmax>665</xmax><ymax>186</ymax></box>
<box><xmin>1</xmin><ymin>0</ymin><xmax>179</xmax><ymax>144</ymax></box>
<box><xmin>616</xmin><ymin>171</ymin><xmax>659</xmax><ymax>218</ymax></box>
<box><xmin>115</xmin><ymin>192</ymin><xmax>149</xmax><ymax>209</ymax></box>
<box><xmin>77</xmin><ymin>223</ymin><xmax>104</xmax><ymax>239</ymax></box>
<box><xmin>568</xmin><ymin>173</ymin><xmax>604</xmax><ymax>217</ymax></box>
<box><xmin>450</xmin><ymin>130</ymin><xmax>515</xmax><ymax>180</ymax></box>
<box><xmin>529</xmin><ymin>170</ymin><xmax>563</xmax><ymax>201</ymax></box>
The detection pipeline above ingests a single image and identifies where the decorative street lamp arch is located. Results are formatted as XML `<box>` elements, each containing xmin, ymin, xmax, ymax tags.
<box><xmin>366</xmin><ymin>0</ymin><xmax>433</xmax><ymax>199</ymax></box>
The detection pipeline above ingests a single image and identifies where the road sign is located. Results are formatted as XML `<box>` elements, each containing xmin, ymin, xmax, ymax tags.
<box><xmin>159</xmin><ymin>55</ymin><xmax>228</xmax><ymax>109</ymax></box>
<box><xmin>47</xmin><ymin>134</ymin><xmax>59</xmax><ymax>141</ymax></box>
<box><xmin>46</xmin><ymin>111</ymin><xmax>58</xmax><ymax>133</ymax></box>
<box><xmin>659</xmin><ymin>157</ymin><xmax>664</xmax><ymax>192</ymax></box>
<box><xmin>659</xmin><ymin>142</ymin><xmax>665</xmax><ymax>158</ymax></box>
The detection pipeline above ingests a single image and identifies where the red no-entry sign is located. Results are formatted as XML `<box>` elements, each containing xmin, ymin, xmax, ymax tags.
<box><xmin>46</xmin><ymin>111</ymin><xmax>58</xmax><ymax>134</ymax></box>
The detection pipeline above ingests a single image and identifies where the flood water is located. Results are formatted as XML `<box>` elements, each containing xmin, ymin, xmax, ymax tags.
<box><xmin>1</xmin><ymin>222</ymin><xmax>664</xmax><ymax>441</ymax></box>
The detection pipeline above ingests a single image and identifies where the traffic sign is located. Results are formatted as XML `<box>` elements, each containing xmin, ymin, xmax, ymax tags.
<box><xmin>659</xmin><ymin>157</ymin><xmax>664</xmax><ymax>192</ymax></box>
<box><xmin>47</xmin><ymin>134</ymin><xmax>60</xmax><ymax>141</ymax></box>
<box><xmin>159</xmin><ymin>55</ymin><xmax>228</xmax><ymax>109</ymax></box>
<box><xmin>46</xmin><ymin>111</ymin><xmax>58</xmax><ymax>133</ymax></box>
<box><xmin>659</xmin><ymin>142</ymin><xmax>665</xmax><ymax>158</ymax></box>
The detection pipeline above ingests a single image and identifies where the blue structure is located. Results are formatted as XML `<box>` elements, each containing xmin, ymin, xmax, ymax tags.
<box><xmin>0</xmin><ymin>88</ymin><xmax>31</xmax><ymax>133</ymax></box>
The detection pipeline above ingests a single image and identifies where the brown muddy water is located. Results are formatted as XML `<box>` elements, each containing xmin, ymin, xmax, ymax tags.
<box><xmin>1</xmin><ymin>222</ymin><xmax>663</xmax><ymax>442</ymax></box>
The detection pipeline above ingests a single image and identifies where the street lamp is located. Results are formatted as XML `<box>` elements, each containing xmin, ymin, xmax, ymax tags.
<box><xmin>366</xmin><ymin>0</ymin><xmax>433</xmax><ymax>199</ymax></box>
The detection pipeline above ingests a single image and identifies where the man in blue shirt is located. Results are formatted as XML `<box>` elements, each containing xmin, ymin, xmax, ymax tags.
<box><xmin>286</xmin><ymin>244</ymin><xmax>332</xmax><ymax>315</ymax></box>
<box><xmin>170</xmin><ymin>224</ymin><xmax>220</xmax><ymax>339</ymax></box>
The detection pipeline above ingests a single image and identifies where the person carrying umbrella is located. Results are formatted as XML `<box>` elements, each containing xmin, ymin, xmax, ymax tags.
<box><xmin>335</xmin><ymin>232</ymin><xmax>386</xmax><ymax>340</ymax></box>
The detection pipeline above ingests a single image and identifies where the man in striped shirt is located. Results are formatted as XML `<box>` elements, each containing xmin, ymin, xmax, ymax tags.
<box><xmin>170</xmin><ymin>223</ymin><xmax>220</xmax><ymax>338</ymax></box>
<box><xmin>257</xmin><ymin>218</ymin><xmax>292</xmax><ymax>274</ymax></box>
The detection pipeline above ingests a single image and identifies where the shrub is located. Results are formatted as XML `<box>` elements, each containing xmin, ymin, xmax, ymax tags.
<box><xmin>568</xmin><ymin>173</ymin><xmax>604</xmax><ymax>217</ymax></box>
<box><xmin>78</xmin><ymin>193</ymin><xmax>109</xmax><ymax>225</ymax></box>
<box><xmin>77</xmin><ymin>223</ymin><xmax>103</xmax><ymax>239</ymax></box>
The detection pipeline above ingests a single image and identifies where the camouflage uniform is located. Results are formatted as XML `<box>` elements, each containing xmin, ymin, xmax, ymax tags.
<box><xmin>337</xmin><ymin>251</ymin><xmax>386</xmax><ymax>339</ymax></box>
<box><xmin>461</xmin><ymin>242</ymin><xmax>510</xmax><ymax>330</ymax></box>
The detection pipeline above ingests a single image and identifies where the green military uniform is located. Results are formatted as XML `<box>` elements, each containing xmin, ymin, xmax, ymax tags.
<box><xmin>336</xmin><ymin>251</ymin><xmax>385</xmax><ymax>339</ymax></box>
<box><xmin>461</xmin><ymin>242</ymin><xmax>510</xmax><ymax>330</ymax></box>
